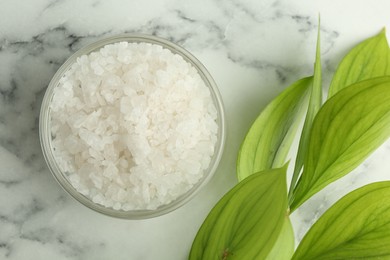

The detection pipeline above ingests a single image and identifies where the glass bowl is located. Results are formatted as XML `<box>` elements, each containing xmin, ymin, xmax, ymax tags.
<box><xmin>39</xmin><ymin>34</ymin><xmax>226</xmax><ymax>219</ymax></box>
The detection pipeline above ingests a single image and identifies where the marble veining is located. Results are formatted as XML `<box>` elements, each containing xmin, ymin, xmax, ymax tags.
<box><xmin>1</xmin><ymin>0</ymin><xmax>390</xmax><ymax>259</ymax></box>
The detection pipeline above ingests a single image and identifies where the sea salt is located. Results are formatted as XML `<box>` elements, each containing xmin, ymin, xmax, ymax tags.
<box><xmin>50</xmin><ymin>42</ymin><xmax>218</xmax><ymax>210</ymax></box>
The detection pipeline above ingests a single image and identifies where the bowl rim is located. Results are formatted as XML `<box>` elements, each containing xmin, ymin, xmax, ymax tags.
<box><xmin>39</xmin><ymin>33</ymin><xmax>226</xmax><ymax>219</ymax></box>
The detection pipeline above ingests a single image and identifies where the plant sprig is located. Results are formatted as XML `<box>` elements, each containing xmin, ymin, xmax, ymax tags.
<box><xmin>189</xmin><ymin>26</ymin><xmax>390</xmax><ymax>260</ymax></box>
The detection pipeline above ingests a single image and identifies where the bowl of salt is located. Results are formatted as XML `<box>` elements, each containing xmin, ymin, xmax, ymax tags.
<box><xmin>39</xmin><ymin>34</ymin><xmax>226</xmax><ymax>219</ymax></box>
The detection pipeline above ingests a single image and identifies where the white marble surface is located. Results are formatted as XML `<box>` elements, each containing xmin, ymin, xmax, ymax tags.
<box><xmin>1</xmin><ymin>0</ymin><xmax>390</xmax><ymax>259</ymax></box>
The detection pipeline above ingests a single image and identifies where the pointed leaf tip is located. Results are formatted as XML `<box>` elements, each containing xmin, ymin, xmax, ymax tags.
<box><xmin>236</xmin><ymin>77</ymin><xmax>311</xmax><ymax>181</ymax></box>
<box><xmin>328</xmin><ymin>27</ymin><xmax>390</xmax><ymax>98</ymax></box>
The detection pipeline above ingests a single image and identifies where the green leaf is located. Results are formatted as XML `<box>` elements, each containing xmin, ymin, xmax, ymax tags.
<box><xmin>265</xmin><ymin>216</ymin><xmax>294</xmax><ymax>260</ymax></box>
<box><xmin>237</xmin><ymin>77</ymin><xmax>312</xmax><ymax>181</ymax></box>
<box><xmin>328</xmin><ymin>28</ymin><xmax>390</xmax><ymax>98</ymax></box>
<box><xmin>291</xmin><ymin>76</ymin><xmax>390</xmax><ymax>211</ymax></box>
<box><xmin>189</xmin><ymin>166</ymin><xmax>290</xmax><ymax>260</ymax></box>
<box><xmin>289</xmin><ymin>21</ymin><xmax>323</xmax><ymax>200</ymax></box>
<box><xmin>292</xmin><ymin>181</ymin><xmax>390</xmax><ymax>260</ymax></box>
